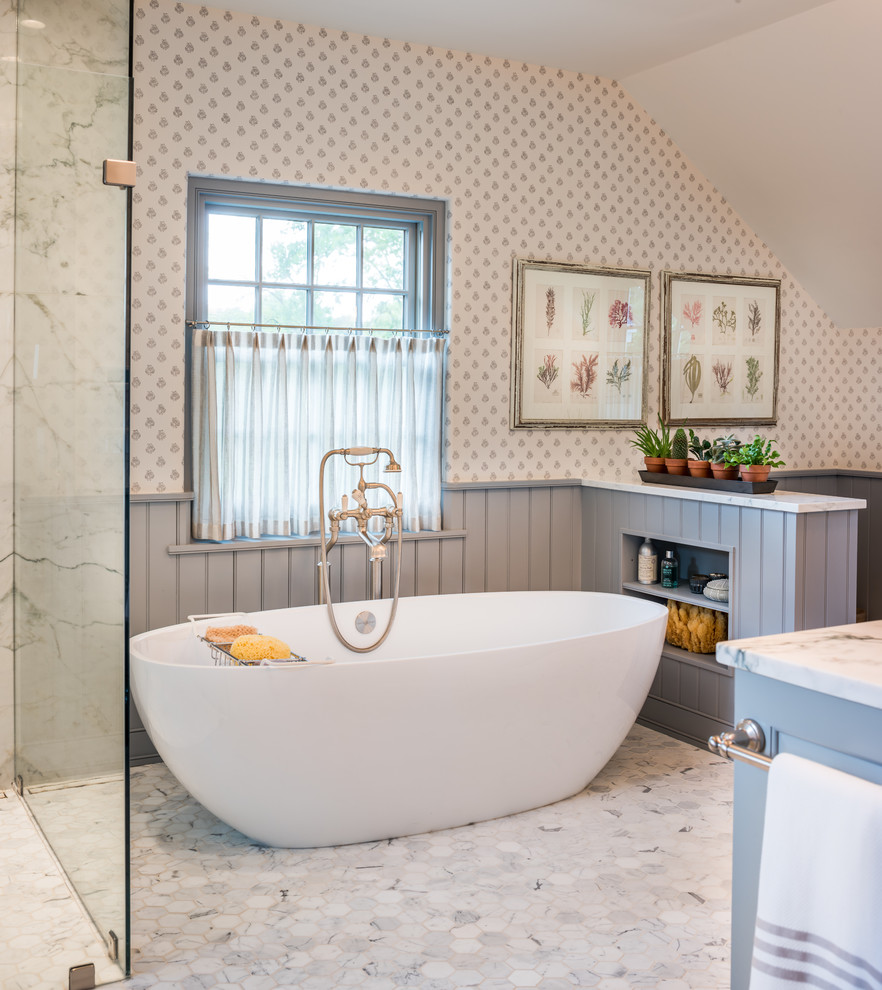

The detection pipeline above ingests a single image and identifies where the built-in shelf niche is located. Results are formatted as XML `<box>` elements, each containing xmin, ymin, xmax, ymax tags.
<box><xmin>620</xmin><ymin>530</ymin><xmax>735</xmax><ymax>673</ymax></box>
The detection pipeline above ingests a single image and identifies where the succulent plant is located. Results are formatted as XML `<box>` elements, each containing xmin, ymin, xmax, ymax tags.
<box><xmin>671</xmin><ymin>427</ymin><xmax>688</xmax><ymax>460</ymax></box>
<box><xmin>688</xmin><ymin>429</ymin><xmax>713</xmax><ymax>461</ymax></box>
<box><xmin>710</xmin><ymin>434</ymin><xmax>742</xmax><ymax>464</ymax></box>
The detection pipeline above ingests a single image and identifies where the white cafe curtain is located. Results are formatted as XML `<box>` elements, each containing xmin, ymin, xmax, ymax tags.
<box><xmin>191</xmin><ymin>328</ymin><xmax>446</xmax><ymax>541</ymax></box>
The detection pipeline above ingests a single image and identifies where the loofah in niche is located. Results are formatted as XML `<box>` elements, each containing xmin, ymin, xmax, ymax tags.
<box><xmin>665</xmin><ymin>600</ymin><xmax>727</xmax><ymax>654</ymax></box>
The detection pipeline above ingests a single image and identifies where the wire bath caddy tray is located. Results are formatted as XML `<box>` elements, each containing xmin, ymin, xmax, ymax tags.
<box><xmin>188</xmin><ymin>613</ymin><xmax>334</xmax><ymax>667</ymax></box>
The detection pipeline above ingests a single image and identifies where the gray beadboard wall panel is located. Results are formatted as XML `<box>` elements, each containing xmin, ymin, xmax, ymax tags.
<box><xmin>439</xmin><ymin>482</ymin><xmax>582</xmax><ymax>594</ymax></box>
<box><xmin>551</xmin><ymin>487</ymin><xmax>582</xmax><ymax>589</ymax></box>
<box><xmin>508</xmin><ymin>488</ymin><xmax>531</xmax><ymax>591</ymax></box>
<box><xmin>236</xmin><ymin>550</ymin><xmax>264</xmax><ymax>613</ymax></box>
<box><xmin>841</xmin><ymin>473</ymin><xmax>876</xmax><ymax>619</ymax></box>
<box><xmin>847</xmin><ymin>476</ymin><xmax>872</xmax><ymax>617</ymax></box>
<box><xmin>129</xmin><ymin>481</ymin><xmax>583</xmax><ymax>763</ymax></box>
<box><xmin>776</xmin><ymin>470</ymin><xmax>882</xmax><ymax>620</ymax></box>
<box><xmin>439</xmin><ymin>537</ymin><xmax>464</xmax><ymax>596</ymax></box>
<box><xmin>146</xmin><ymin>500</ymin><xmax>179</xmax><ymax>630</ymax></box>
<box><xmin>460</xmin><ymin>489</ymin><xmax>487</xmax><ymax>594</ymax></box>
<box><xmin>129</xmin><ymin>498</ymin><xmax>149</xmax><ymax>641</ymax></box>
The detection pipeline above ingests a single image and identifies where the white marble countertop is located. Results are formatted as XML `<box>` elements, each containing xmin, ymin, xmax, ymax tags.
<box><xmin>717</xmin><ymin>621</ymin><xmax>882</xmax><ymax>709</ymax></box>
<box><xmin>581</xmin><ymin>477</ymin><xmax>866</xmax><ymax>513</ymax></box>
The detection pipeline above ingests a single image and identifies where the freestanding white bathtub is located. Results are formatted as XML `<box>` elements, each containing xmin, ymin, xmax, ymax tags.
<box><xmin>130</xmin><ymin>591</ymin><xmax>667</xmax><ymax>848</ymax></box>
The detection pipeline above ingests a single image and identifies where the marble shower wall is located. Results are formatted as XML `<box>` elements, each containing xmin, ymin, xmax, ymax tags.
<box><xmin>0</xmin><ymin>0</ymin><xmax>15</xmax><ymax>786</ymax></box>
<box><xmin>129</xmin><ymin>0</ymin><xmax>857</xmax><ymax>495</ymax></box>
<box><xmin>12</xmin><ymin>0</ymin><xmax>130</xmax><ymax>782</ymax></box>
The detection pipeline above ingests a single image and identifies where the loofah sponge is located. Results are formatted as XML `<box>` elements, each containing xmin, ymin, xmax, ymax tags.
<box><xmin>204</xmin><ymin>624</ymin><xmax>257</xmax><ymax>643</ymax></box>
<box><xmin>229</xmin><ymin>634</ymin><xmax>292</xmax><ymax>663</ymax></box>
<box><xmin>665</xmin><ymin>600</ymin><xmax>727</xmax><ymax>654</ymax></box>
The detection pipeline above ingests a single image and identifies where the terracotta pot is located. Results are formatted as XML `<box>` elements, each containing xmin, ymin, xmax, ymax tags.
<box><xmin>643</xmin><ymin>456</ymin><xmax>667</xmax><ymax>473</ymax></box>
<box><xmin>664</xmin><ymin>457</ymin><xmax>689</xmax><ymax>476</ymax></box>
<box><xmin>710</xmin><ymin>463</ymin><xmax>739</xmax><ymax>480</ymax></box>
<box><xmin>687</xmin><ymin>459</ymin><xmax>712</xmax><ymax>478</ymax></box>
<box><xmin>740</xmin><ymin>464</ymin><xmax>771</xmax><ymax>483</ymax></box>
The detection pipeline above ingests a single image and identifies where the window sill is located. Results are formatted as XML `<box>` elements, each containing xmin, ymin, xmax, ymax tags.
<box><xmin>167</xmin><ymin>529</ymin><xmax>466</xmax><ymax>555</ymax></box>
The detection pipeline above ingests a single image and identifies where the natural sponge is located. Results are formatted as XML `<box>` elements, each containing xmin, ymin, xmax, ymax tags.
<box><xmin>665</xmin><ymin>600</ymin><xmax>727</xmax><ymax>654</ymax></box>
<box><xmin>204</xmin><ymin>624</ymin><xmax>257</xmax><ymax>643</ymax></box>
<box><xmin>229</xmin><ymin>634</ymin><xmax>292</xmax><ymax>663</ymax></box>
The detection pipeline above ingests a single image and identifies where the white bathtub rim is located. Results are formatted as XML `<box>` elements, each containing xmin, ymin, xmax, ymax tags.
<box><xmin>130</xmin><ymin>590</ymin><xmax>667</xmax><ymax>667</ymax></box>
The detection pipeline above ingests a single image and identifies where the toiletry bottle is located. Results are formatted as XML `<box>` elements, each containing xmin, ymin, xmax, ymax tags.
<box><xmin>637</xmin><ymin>538</ymin><xmax>658</xmax><ymax>585</ymax></box>
<box><xmin>660</xmin><ymin>549</ymin><xmax>679</xmax><ymax>589</ymax></box>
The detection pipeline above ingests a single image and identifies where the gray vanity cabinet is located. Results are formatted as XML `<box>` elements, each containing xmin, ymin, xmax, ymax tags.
<box><xmin>725</xmin><ymin>659</ymin><xmax>882</xmax><ymax>989</ymax></box>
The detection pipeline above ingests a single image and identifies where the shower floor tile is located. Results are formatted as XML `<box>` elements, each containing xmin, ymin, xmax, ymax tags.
<box><xmin>0</xmin><ymin>785</ymin><xmax>124</xmax><ymax>990</ymax></box>
<box><xmin>118</xmin><ymin>724</ymin><xmax>733</xmax><ymax>989</ymax></box>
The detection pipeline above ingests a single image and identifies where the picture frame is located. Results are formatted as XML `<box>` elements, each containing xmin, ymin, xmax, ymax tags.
<box><xmin>510</xmin><ymin>259</ymin><xmax>650</xmax><ymax>429</ymax></box>
<box><xmin>662</xmin><ymin>271</ymin><xmax>781</xmax><ymax>426</ymax></box>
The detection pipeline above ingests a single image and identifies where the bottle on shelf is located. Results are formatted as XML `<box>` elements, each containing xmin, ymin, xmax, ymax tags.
<box><xmin>637</xmin><ymin>538</ymin><xmax>658</xmax><ymax>585</ymax></box>
<box><xmin>660</xmin><ymin>548</ymin><xmax>680</xmax><ymax>589</ymax></box>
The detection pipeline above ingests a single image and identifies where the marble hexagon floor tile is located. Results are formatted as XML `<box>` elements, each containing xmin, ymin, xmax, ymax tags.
<box><xmin>0</xmin><ymin>785</ymin><xmax>125</xmax><ymax>990</ymax></box>
<box><xmin>115</xmin><ymin>724</ymin><xmax>733</xmax><ymax>989</ymax></box>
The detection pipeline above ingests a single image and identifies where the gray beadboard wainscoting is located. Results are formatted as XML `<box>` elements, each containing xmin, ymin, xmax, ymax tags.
<box><xmin>773</xmin><ymin>470</ymin><xmax>882</xmax><ymax>621</ymax></box>
<box><xmin>581</xmin><ymin>480</ymin><xmax>860</xmax><ymax>746</ymax></box>
<box><xmin>129</xmin><ymin>472</ymin><xmax>876</xmax><ymax>761</ymax></box>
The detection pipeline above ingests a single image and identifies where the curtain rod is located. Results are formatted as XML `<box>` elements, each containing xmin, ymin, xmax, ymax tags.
<box><xmin>187</xmin><ymin>320</ymin><xmax>449</xmax><ymax>337</ymax></box>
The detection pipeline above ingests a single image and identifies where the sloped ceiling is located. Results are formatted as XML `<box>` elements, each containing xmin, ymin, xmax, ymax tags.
<box><xmin>206</xmin><ymin>0</ymin><xmax>879</xmax><ymax>328</ymax></box>
<box><xmin>622</xmin><ymin>0</ymin><xmax>882</xmax><ymax>328</ymax></box>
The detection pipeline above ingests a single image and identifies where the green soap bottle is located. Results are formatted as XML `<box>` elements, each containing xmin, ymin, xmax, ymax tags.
<box><xmin>660</xmin><ymin>549</ymin><xmax>679</xmax><ymax>589</ymax></box>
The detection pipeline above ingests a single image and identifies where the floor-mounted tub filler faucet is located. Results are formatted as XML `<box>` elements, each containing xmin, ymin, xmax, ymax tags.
<box><xmin>318</xmin><ymin>447</ymin><xmax>403</xmax><ymax>652</ymax></box>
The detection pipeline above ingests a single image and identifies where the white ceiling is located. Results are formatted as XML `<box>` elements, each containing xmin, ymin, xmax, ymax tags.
<box><xmin>216</xmin><ymin>0</ymin><xmax>880</xmax><ymax>328</ymax></box>
<box><xmin>624</xmin><ymin>0</ymin><xmax>882</xmax><ymax>328</ymax></box>
<box><xmin>223</xmin><ymin>0</ymin><xmax>831</xmax><ymax>78</ymax></box>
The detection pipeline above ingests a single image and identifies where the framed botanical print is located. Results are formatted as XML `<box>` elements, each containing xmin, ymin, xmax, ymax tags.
<box><xmin>510</xmin><ymin>259</ymin><xmax>650</xmax><ymax>429</ymax></box>
<box><xmin>662</xmin><ymin>271</ymin><xmax>781</xmax><ymax>426</ymax></box>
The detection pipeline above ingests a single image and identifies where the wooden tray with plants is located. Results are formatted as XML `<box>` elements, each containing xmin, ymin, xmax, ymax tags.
<box><xmin>637</xmin><ymin>470</ymin><xmax>778</xmax><ymax>494</ymax></box>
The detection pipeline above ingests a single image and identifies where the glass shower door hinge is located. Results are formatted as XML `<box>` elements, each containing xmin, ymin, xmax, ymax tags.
<box><xmin>13</xmin><ymin>774</ymin><xmax>23</xmax><ymax>796</ymax></box>
<box><xmin>102</xmin><ymin>159</ymin><xmax>136</xmax><ymax>187</ymax></box>
<box><xmin>107</xmin><ymin>930</ymin><xmax>119</xmax><ymax>962</ymax></box>
<box><xmin>68</xmin><ymin>963</ymin><xmax>96</xmax><ymax>990</ymax></box>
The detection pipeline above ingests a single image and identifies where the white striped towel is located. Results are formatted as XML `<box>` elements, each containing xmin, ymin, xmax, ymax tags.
<box><xmin>750</xmin><ymin>753</ymin><xmax>882</xmax><ymax>990</ymax></box>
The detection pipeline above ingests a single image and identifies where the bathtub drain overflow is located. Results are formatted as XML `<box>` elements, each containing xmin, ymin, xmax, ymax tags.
<box><xmin>355</xmin><ymin>611</ymin><xmax>376</xmax><ymax>634</ymax></box>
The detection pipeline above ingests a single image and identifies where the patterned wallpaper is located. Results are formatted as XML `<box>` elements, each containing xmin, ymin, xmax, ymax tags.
<box><xmin>835</xmin><ymin>327</ymin><xmax>882</xmax><ymax>468</ymax></box>
<box><xmin>129</xmin><ymin>0</ymin><xmax>871</xmax><ymax>492</ymax></box>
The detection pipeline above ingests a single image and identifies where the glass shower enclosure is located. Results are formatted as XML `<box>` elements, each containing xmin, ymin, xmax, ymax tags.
<box><xmin>11</xmin><ymin>0</ymin><xmax>131</xmax><ymax>982</ymax></box>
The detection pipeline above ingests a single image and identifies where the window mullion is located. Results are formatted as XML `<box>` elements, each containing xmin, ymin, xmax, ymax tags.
<box><xmin>406</xmin><ymin>226</ymin><xmax>419</xmax><ymax>329</ymax></box>
<box><xmin>356</xmin><ymin>223</ymin><xmax>363</xmax><ymax>327</ymax></box>
<box><xmin>199</xmin><ymin>202</ymin><xmax>210</xmax><ymax>319</ymax></box>
<box><xmin>306</xmin><ymin>219</ymin><xmax>314</xmax><ymax>326</ymax></box>
<box><xmin>254</xmin><ymin>215</ymin><xmax>263</xmax><ymax>324</ymax></box>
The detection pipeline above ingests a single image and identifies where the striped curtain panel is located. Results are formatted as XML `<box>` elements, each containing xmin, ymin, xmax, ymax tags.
<box><xmin>191</xmin><ymin>328</ymin><xmax>446</xmax><ymax>541</ymax></box>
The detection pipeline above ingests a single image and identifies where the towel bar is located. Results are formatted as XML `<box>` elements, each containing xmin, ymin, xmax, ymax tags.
<box><xmin>708</xmin><ymin>718</ymin><xmax>773</xmax><ymax>771</ymax></box>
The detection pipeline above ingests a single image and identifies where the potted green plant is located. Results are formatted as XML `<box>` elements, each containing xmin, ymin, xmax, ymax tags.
<box><xmin>724</xmin><ymin>435</ymin><xmax>785</xmax><ymax>482</ymax></box>
<box><xmin>687</xmin><ymin>429</ymin><xmax>713</xmax><ymax>478</ymax></box>
<box><xmin>709</xmin><ymin>435</ymin><xmax>741</xmax><ymax>480</ymax></box>
<box><xmin>665</xmin><ymin>427</ymin><xmax>689</xmax><ymax>475</ymax></box>
<box><xmin>629</xmin><ymin>415</ymin><xmax>671</xmax><ymax>473</ymax></box>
